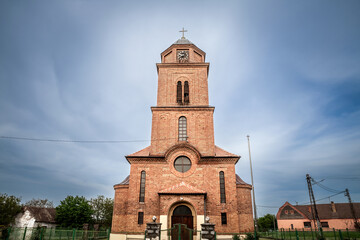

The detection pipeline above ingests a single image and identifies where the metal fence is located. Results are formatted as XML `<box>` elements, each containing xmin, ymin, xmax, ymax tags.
<box><xmin>256</xmin><ymin>228</ymin><xmax>360</xmax><ymax>240</ymax></box>
<box><xmin>1</xmin><ymin>227</ymin><xmax>110</xmax><ymax>240</ymax></box>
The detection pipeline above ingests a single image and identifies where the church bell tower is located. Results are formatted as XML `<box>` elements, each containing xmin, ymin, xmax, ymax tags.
<box><xmin>150</xmin><ymin>34</ymin><xmax>215</xmax><ymax>156</ymax></box>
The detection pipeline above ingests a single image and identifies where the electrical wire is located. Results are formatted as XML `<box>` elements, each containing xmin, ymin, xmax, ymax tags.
<box><xmin>0</xmin><ymin>135</ymin><xmax>184</xmax><ymax>143</ymax></box>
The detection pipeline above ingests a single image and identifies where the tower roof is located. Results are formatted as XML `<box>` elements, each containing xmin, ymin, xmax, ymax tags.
<box><xmin>173</xmin><ymin>37</ymin><xmax>193</xmax><ymax>45</ymax></box>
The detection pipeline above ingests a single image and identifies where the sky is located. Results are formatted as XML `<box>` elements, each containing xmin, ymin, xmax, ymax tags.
<box><xmin>1</xmin><ymin>0</ymin><xmax>360</xmax><ymax>216</ymax></box>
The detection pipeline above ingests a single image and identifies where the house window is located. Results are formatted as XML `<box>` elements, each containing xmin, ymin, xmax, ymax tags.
<box><xmin>221</xmin><ymin>213</ymin><xmax>227</xmax><ymax>225</ymax></box>
<box><xmin>139</xmin><ymin>171</ymin><xmax>146</xmax><ymax>202</ymax></box>
<box><xmin>184</xmin><ymin>81</ymin><xmax>189</xmax><ymax>103</ymax></box>
<box><xmin>304</xmin><ymin>222</ymin><xmax>311</xmax><ymax>228</ymax></box>
<box><xmin>219</xmin><ymin>171</ymin><xmax>226</xmax><ymax>203</ymax></box>
<box><xmin>285</xmin><ymin>210</ymin><xmax>289</xmax><ymax>214</ymax></box>
<box><xmin>321</xmin><ymin>222</ymin><xmax>329</xmax><ymax>228</ymax></box>
<box><xmin>177</xmin><ymin>81</ymin><xmax>182</xmax><ymax>103</ymax></box>
<box><xmin>178</xmin><ymin>116</ymin><xmax>187</xmax><ymax>141</ymax></box>
<box><xmin>290</xmin><ymin>210</ymin><xmax>294</xmax><ymax>215</ymax></box>
<box><xmin>291</xmin><ymin>224</ymin><xmax>294</xmax><ymax>230</ymax></box>
<box><xmin>138</xmin><ymin>212</ymin><xmax>144</xmax><ymax>224</ymax></box>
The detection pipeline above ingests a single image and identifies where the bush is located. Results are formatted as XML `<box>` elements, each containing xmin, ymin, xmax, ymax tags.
<box><xmin>245</xmin><ymin>233</ymin><xmax>259</xmax><ymax>240</ymax></box>
<box><xmin>233</xmin><ymin>234</ymin><xmax>241</xmax><ymax>240</ymax></box>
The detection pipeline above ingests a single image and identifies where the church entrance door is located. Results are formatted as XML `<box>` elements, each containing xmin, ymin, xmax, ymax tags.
<box><xmin>171</xmin><ymin>205</ymin><xmax>193</xmax><ymax>240</ymax></box>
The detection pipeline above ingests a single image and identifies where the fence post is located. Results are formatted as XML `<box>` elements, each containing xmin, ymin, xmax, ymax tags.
<box><xmin>49</xmin><ymin>227</ymin><xmax>53</xmax><ymax>240</ymax></box>
<box><xmin>302</xmin><ymin>229</ymin><xmax>305</xmax><ymax>240</ymax></box>
<box><xmin>289</xmin><ymin>228</ymin><xmax>292</xmax><ymax>240</ymax></box>
<box><xmin>254</xmin><ymin>228</ymin><xmax>257</xmax><ymax>240</ymax></box>
<box><xmin>276</xmin><ymin>229</ymin><xmax>278</xmax><ymax>240</ymax></box>
<box><xmin>6</xmin><ymin>227</ymin><xmax>12</xmax><ymax>240</ymax></box>
<box><xmin>295</xmin><ymin>229</ymin><xmax>299</xmax><ymax>240</ymax></box>
<box><xmin>72</xmin><ymin>229</ymin><xmax>76</xmax><ymax>240</ymax></box>
<box><xmin>338</xmin><ymin>230</ymin><xmax>343</xmax><ymax>240</ymax></box>
<box><xmin>40</xmin><ymin>227</ymin><xmax>44</xmax><ymax>240</ymax></box>
<box><xmin>107</xmin><ymin>228</ymin><xmax>111</xmax><ymax>240</ymax></box>
<box><xmin>346</xmin><ymin>228</ymin><xmax>350</xmax><ymax>239</ymax></box>
<box><xmin>333</xmin><ymin>228</ymin><xmax>337</xmax><ymax>240</ymax></box>
<box><xmin>310</xmin><ymin>228</ymin><xmax>314</xmax><ymax>240</ymax></box>
<box><xmin>22</xmin><ymin>227</ymin><xmax>28</xmax><ymax>240</ymax></box>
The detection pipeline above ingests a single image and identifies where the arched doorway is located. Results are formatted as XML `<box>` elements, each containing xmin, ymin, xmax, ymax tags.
<box><xmin>171</xmin><ymin>205</ymin><xmax>193</xmax><ymax>229</ymax></box>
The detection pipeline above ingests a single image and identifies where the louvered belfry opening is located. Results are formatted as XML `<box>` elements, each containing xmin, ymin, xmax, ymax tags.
<box><xmin>177</xmin><ymin>81</ymin><xmax>182</xmax><ymax>104</ymax></box>
<box><xmin>184</xmin><ymin>81</ymin><xmax>189</xmax><ymax>103</ymax></box>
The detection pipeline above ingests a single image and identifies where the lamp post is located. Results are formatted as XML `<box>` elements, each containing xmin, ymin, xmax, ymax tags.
<box><xmin>247</xmin><ymin>135</ymin><xmax>258</xmax><ymax>231</ymax></box>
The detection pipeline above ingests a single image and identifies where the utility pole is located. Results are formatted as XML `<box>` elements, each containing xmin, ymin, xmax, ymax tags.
<box><xmin>345</xmin><ymin>188</ymin><xmax>360</xmax><ymax>230</ymax></box>
<box><xmin>247</xmin><ymin>135</ymin><xmax>258</xmax><ymax>231</ymax></box>
<box><xmin>306</xmin><ymin>174</ymin><xmax>321</xmax><ymax>231</ymax></box>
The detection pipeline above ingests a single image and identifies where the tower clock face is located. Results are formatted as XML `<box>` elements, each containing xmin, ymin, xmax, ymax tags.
<box><xmin>177</xmin><ymin>50</ymin><xmax>189</xmax><ymax>61</ymax></box>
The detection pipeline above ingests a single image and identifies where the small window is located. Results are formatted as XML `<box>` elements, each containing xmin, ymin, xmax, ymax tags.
<box><xmin>177</xmin><ymin>81</ymin><xmax>182</xmax><ymax>103</ymax></box>
<box><xmin>285</xmin><ymin>210</ymin><xmax>289</xmax><ymax>214</ymax></box>
<box><xmin>219</xmin><ymin>171</ymin><xmax>226</xmax><ymax>203</ymax></box>
<box><xmin>291</xmin><ymin>224</ymin><xmax>294</xmax><ymax>230</ymax></box>
<box><xmin>138</xmin><ymin>212</ymin><xmax>144</xmax><ymax>224</ymax></box>
<box><xmin>184</xmin><ymin>81</ymin><xmax>189</xmax><ymax>103</ymax></box>
<box><xmin>321</xmin><ymin>222</ymin><xmax>329</xmax><ymax>228</ymax></box>
<box><xmin>304</xmin><ymin>222</ymin><xmax>311</xmax><ymax>228</ymax></box>
<box><xmin>221</xmin><ymin>213</ymin><xmax>227</xmax><ymax>225</ymax></box>
<box><xmin>290</xmin><ymin>210</ymin><xmax>294</xmax><ymax>215</ymax></box>
<box><xmin>139</xmin><ymin>171</ymin><xmax>146</xmax><ymax>202</ymax></box>
<box><xmin>178</xmin><ymin>116</ymin><xmax>187</xmax><ymax>141</ymax></box>
<box><xmin>174</xmin><ymin>156</ymin><xmax>191</xmax><ymax>173</ymax></box>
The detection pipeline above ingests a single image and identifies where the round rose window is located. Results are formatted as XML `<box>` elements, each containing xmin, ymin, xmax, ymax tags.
<box><xmin>174</xmin><ymin>156</ymin><xmax>191</xmax><ymax>173</ymax></box>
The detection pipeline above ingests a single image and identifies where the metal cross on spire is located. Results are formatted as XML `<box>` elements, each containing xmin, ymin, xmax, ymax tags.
<box><xmin>179</xmin><ymin>27</ymin><xmax>187</xmax><ymax>39</ymax></box>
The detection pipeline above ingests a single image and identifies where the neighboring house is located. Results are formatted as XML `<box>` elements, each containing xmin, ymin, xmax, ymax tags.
<box><xmin>14</xmin><ymin>206</ymin><xmax>57</xmax><ymax>228</ymax></box>
<box><xmin>277</xmin><ymin>201</ymin><xmax>360</xmax><ymax>230</ymax></box>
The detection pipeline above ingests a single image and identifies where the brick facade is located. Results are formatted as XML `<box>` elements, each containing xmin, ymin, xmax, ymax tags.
<box><xmin>111</xmin><ymin>37</ymin><xmax>254</xmax><ymax>240</ymax></box>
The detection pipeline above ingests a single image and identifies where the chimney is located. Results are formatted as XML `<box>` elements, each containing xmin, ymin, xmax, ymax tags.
<box><xmin>308</xmin><ymin>206</ymin><xmax>311</xmax><ymax>213</ymax></box>
<box><xmin>331</xmin><ymin>201</ymin><xmax>336</xmax><ymax>213</ymax></box>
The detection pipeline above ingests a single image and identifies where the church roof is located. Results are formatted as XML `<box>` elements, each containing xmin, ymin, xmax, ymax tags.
<box><xmin>127</xmin><ymin>146</ymin><xmax>151</xmax><ymax>157</ymax></box>
<box><xmin>236</xmin><ymin>174</ymin><xmax>251</xmax><ymax>186</ymax></box>
<box><xmin>158</xmin><ymin>181</ymin><xmax>206</xmax><ymax>195</ymax></box>
<box><xmin>215</xmin><ymin>145</ymin><xmax>239</xmax><ymax>157</ymax></box>
<box><xmin>173</xmin><ymin>37</ymin><xmax>193</xmax><ymax>45</ymax></box>
<box><xmin>127</xmin><ymin>145</ymin><xmax>239</xmax><ymax>158</ymax></box>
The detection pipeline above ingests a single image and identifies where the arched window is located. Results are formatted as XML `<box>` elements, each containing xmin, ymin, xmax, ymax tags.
<box><xmin>177</xmin><ymin>81</ymin><xmax>182</xmax><ymax>103</ymax></box>
<box><xmin>184</xmin><ymin>81</ymin><xmax>189</xmax><ymax>103</ymax></box>
<box><xmin>178</xmin><ymin>116</ymin><xmax>187</xmax><ymax>141</ymax></box>
<box><xmin>139</xmin><ymin>171</ymin><xmax>146</xmax><ymax>202</ymax></box>
<box><xmin>219</xmin><ymin>171</ymin><xmax>226</xmax><ymax>203</ymax></box>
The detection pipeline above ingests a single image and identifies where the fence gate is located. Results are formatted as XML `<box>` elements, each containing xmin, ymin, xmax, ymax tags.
<box><xmin>167</xmin><ymin>223</ymin><xmax>193</xmax><ymax>240</ymax></box>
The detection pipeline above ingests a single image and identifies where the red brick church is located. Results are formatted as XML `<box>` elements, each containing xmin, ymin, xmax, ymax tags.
<box><xmin>110</xmin><ymin>34</ymin><xmax>254</xmax><ymax>240</ymax></box>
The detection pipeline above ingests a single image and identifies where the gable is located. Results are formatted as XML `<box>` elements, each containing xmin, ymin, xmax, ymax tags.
<box><xmin>280</xmin><ymin>205</ymin><xmax>305</xmax><ymax>219</ymax></box>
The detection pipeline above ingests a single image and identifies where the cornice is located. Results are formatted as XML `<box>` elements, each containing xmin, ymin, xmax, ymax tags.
<box><xmin>151</xmin><ymin>106</ymin><xmax>215</xmax><ymax>111</ymax></box>
<box><xmin>156</xmin><ymin>62</ymin><xmax>210</xmax><ymax>74</ymax></box>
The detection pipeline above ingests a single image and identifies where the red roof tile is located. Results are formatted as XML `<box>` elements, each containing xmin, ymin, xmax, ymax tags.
<box><xmin>215</xmin><ymin>146</ymin><xmax>239</xmax><ymax>157</ymax></box>
<box><xmin>127</xmin><ymin>146</ymin><xmax>151</xmax><ymax>157</ymax></box>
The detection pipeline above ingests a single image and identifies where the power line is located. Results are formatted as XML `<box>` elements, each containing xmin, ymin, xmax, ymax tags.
<box><xmin>0</xmin><ymin>135</ymin><xmax>184</xmax><ymax>143</ymax></box>
<box><xmin>257</xmin><ymin>205</ymin><xmax>279</xmax><ymax>209</ymax></box>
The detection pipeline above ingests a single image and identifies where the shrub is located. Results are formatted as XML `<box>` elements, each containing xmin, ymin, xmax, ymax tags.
<box><xmin>233</xmin><ymin>234</ymin><xmax>240</xmax><ymax>240</ymax></box>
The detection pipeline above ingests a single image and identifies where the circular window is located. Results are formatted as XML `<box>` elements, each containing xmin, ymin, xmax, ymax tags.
<box><xmin>174</xmin><ymin>156</ymin><xmax>191</xmax><ymax>173</ymax></box>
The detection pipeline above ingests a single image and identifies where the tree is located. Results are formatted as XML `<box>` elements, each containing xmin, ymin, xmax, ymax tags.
<box><xmin>0</xmin><ymin>193</ymin><xmax>22</xmax><ymax>227</ymax></box>
<box><xmin>55</xmin><ymin>196</ymin><xmax>93</xmax><ymax>228</ymax></box>
<box><xmin>25</xmin><ymin>198</ymin><xmax>54</xmax><ymax>208</ymax></box>
<box><xmin>257</xmin><ymin>214</ymin><xmax>277</xmax><ymax>231</ymax></box>
<box><xmin>89</xmin><ymin>195</ymin><xmax>113</xmax><ymax>228</ymax></box>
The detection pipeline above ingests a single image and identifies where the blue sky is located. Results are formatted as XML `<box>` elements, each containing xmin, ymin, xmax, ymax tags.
<box><xmin>1</xmin><ymin>0</ymin><xmax>360</xmax><ymax>216</ymax></box>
